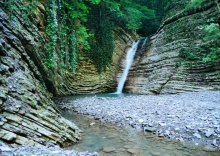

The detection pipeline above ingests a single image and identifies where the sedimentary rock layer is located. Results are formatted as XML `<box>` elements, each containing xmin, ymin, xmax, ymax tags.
<box><xmin>125</xmin><ymin>0</ymin><xmax>220</xmax><ymax>94</ymax></box>
<box><xmin>0</xmin><ymin>2</ymin><xmax>81</xmax><ymax>146</ymax></box>
<box><xmin>56</xmin><ymin>31</ymin><xmax>135</xmax><ymax>95</ymax></box>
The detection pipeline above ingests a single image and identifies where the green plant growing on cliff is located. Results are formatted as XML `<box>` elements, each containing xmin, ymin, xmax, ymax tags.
<box><xmin>1</xmin><ymin>0</ymin><xmax>38</xmax><ymax>22</ymax></box>
<box><xmin>45</xmin><ymin>0</ymin><xmax>58</xmax><ymax>68</ymax></box>
<box><xmin>45</xmin><ymin>0</ymin><xmax>95</xmax><ymax>72</ymax></box>
<box><xmin>178</xmin><ymin>19</ymin><xmax>220</xmax><ymax>67</ymax></box>
<box><xmin>185</xmin><ymin>0</ymin><xmax>204</xmax><ymax>9</ymax></box>
<box><xmin>201</xmin><ymin>22</ymin><xmax>220</xmax><ymax>63</ymax></box>
<box><xmin>84</xmin><ymin>0</ymin><xmax>155</xmax><ymax>73</ymax></box>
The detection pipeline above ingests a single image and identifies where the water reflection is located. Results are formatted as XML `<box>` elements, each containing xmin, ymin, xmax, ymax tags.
<box><xmin>62</xmin><ymin>93</ymin><xmax>133</xmax><ymax>99</ymax></box>
<box><xmin>62</xmin><ymin>111</ymin><xmax>220</xmax><ymax>156</ymax></box>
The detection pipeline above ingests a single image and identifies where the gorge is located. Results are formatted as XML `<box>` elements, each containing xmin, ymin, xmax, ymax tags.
<box><xmin>0</xmin><ymin>0</ymin><xmax>220</xmax><ymax>155</ymax></box>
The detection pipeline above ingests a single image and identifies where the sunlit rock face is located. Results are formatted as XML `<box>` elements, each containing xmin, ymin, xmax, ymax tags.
<box><xmin>0</xmin><ymin>2</ymin><xmax>81</xmax><ymax>146</ymax></box>
<box><xmin>125</xmin><ymin>1</ymin><xmax>220</xmax><ymax>94</ymax></box>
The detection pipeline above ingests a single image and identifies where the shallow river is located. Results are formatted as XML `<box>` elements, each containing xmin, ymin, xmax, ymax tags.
<box><xmin>62</xmin><ymin>111</ymin><xmax>220</xmax><ymax>156</ymax></box>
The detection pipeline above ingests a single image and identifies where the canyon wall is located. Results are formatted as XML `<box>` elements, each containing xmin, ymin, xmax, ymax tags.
<box><xmin>0</xmin><ymin>2</ymin><xmax>81</xmax><ymax>146</ymax></box>
<box><xmin>56</xmin><ymin>30</ymin><xmax>134</xmax><ymax>95</ymax></box>
<box><xmin>125</xmin><ymin>0</ymin><xmax>220</xmax><ymax>94</ymax></box>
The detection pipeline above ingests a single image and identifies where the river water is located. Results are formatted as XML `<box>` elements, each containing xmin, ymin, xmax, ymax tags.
<box><xmin>62</xmin><ymin>111</ymin><xmax>220</xmax><ymax>156</ymax></box>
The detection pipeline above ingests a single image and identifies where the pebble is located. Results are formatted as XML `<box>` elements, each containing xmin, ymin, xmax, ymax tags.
<box><xmin>159</xmin><ymin>123</ymin><xmax>166</xmax><ymax>126</ymax></box>
<box><xmin>203</xmin><ymin>145</ymin><xmax>217</xmax><ymax>152</ymax></box>
<box><xmin>193</xmin><ymin>133</ymin><xmax>202</xmax><ymax>139</ymax></box>
<box><xmin>127</xmin><ymin>148</ymin><xmax>140</xmax><ymax>154</ymax></box>
<box><xmin>150</xmin><ymin>151</ymin><xmax>161</xmax><ymax>156</ymax></box>
<box><xmin>205</xmin><ymin>131</ymin><xmax>213</xmax><ymax>137</ymax></box>
<box><xmin>144</xmin><ymin>126</ymin><xmax>157</xmax><ymax>132</ymax></box>
<box><xmin>89</xmin><ymin>122</ymin><xmax>96</xmax><ymax>126</ymax></box>
<box><xmin>0</xmin><ymin>142</ymin><xmax>98</xmax><ymax>156</ymax></box>
<box><xmin>102</xmin><ymin>147</ymin><xmax>116</xmax><ymax>153</ymax></box>
<box><xmin>138</xmin><ymin>119</ymin><xmax>144</xmax><ymax>123</ymax></box>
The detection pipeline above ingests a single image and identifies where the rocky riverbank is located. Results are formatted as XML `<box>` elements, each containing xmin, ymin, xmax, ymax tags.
<box><xmin>0</xmin><ymin>141</ymin><xmax>98</xmax><ymax>156</ymax></box>
<box><xmin>58</xmin><ymin>91</ymin><xmax>220</xmax><ymax>150</ymax></box>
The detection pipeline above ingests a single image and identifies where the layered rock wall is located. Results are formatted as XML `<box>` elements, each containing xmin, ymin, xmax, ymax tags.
<box><xmin>0</xmin><ymin>2</ymin><xmax>81</xmax><ymax>146</ymax></box>
<box><xmin>125</xmin><ymin>0</ymin><xmax>220</xmax><ymax>94</ymax></box>
<box><xmin>56</xmin><ymin>30</ymin><xmax>135</xmax><ymax>95</ymax></box>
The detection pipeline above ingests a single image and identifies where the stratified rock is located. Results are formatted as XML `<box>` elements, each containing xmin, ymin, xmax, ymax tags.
<box><xmin>125</xmin><ymin>0</ymin><xmax>220</xmax><ymax>94</ymax></box>
<box><xmin>0</xmin><ymin>1</ymin><xmax>81</xmax><ymax>146</ymax></box>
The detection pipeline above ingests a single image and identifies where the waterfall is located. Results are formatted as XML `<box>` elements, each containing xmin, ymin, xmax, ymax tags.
<box><xmin>141</xmin><ymin>37</ymin><xmax>148</xmax><ymax>49</ymax></box>
<box><xmin>115</xmin><ymin>40</ymin><xmax>140</xmax><ymax>94</ymax></box>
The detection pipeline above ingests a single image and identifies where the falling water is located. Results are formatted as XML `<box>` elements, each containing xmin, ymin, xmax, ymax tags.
<box><xmin>141</xmin><ymin>37</ymin><xmax>148</xmax><ymax>49</ymax></box>
<box><xmin>116</xmin><ymin>40</ymin><xmax>140</xmax><ymax>94</ymax></box>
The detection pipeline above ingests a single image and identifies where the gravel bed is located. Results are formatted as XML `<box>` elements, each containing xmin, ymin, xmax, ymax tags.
<box><xmin>58</xmin><ymin>91</ymin><xmax>220</xmax><ymax>149</ymax></box>
<box><xmin>0</xmin><ymin>141</ymin><xmax>98</xmax><ymax>156</ymax></box>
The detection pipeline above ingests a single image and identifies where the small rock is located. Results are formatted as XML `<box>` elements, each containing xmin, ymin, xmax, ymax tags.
<box><xmin>127</xmin><ymin>148</ymin><xmax>140</xmax><ymax>154</ymax></box>
<box><xmin>214</xmin><ymin>128</ymin><xmax>220</xmax><ymax>134</ymax></box>
<box><xmin>0</xmin><ymin>146</ymin><xmax>12</xmax><ymax>152</ymax></box>
<box><xmin>150</xmin><ymin>151</ymin><xmax>161</xmax><ymax>156</ymax></box>
<box><xmin>193</xmin><ymin>133</ymin><xmax>202</xmax><ymax>139</ymax></box>
<box><xmin>159</xmin><ymin>123</ymin><xmax>166</xmax><ymax>126</ymax></box>
<box><xmin>89</xmin><ymin>122</ymin><xmax>96</xmax><ymax>126</ymax></box>
<box><xmin>123</xmin><ymin>145</ymin><xmax>131</xmax><ymax>149</ymax></box>
<box><xmin>138</xmin><ymin>119</ymin><xmax>144</xmax><ymax>123</ymax></box>
<box><xmin>212</xmin><ymin>139</ymin><xmax>220</xmax><ymax>147</ymax></box>
<box><xmin>205</xmin><ymin>131</ymin><xmax>213</xmax><ymax>137</ymax></box>
<box><xmin>167</xmin><ymin>115</ymin><xmax>175</xmax><ymax>118</ymax></box>
<box><xmin>144</xmin><ymin>126</ymin><xmax>157</xmax><ymax>132</ymax></box>
<box><xmin>186</xmin><ymin>125</ymin><xmax>193</xmax><ymax>130</ymax></box>
<box><xmin>103</xmin><ymin>147</ymin><xmax>116</xmax><ymax>153</ymax></box>
<box><xmin>203</xmin><ymin>145</ymin><xmax>216</xmax><ymax>152</ymax></box>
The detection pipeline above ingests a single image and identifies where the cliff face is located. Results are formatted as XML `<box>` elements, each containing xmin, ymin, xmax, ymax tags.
<box><xmin>125</xmin><ymin>0</ymin><xmax>220</xmax><ymax>94</ymax></box>
<box><xmin>55</xmin><ymin>33</ymin><xmax>134</xmax><ymax>95</ymax></box>
<box><xmin>0</xmin><ymin>2</ymin><xmax>81</xmax><ymax>146</ymax></box>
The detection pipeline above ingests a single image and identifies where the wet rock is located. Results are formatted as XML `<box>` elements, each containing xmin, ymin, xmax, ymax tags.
<box><xmin>144</xmin><ymin>126</ymin><xmax>157</xmax><ymax>132</ymax></box>
<box><xmin>150</xmin><ymin>151</ymin><xmax>161</xmax><ymax>156</ymax></box>
<box><xmin>123</xmin><ymin>145</ymin><xmax>132</xmax><ymax>149</ymax></box>
<box><xmin>193</xmin><ymin>133</ymin><xmax>202</xmax><ymax>139</ymax></box>
<box><xmin>90</xmin><ymin>122</ymin><xmax>96</xmax><ymax>126</ymax></box>
<box><xmin>138</xmin><ymin>119</ymin><xmax>144</xmax><ymax>123</ymax></box>
<box><xmin>203</xmin><ymin>145</ymin><xmax>217</xmax><ymax>152</ymax></box>
<box><xmin>214</xmin><ymin>128</ymin><xmax>220</xmax><ymax>134</ymax></box>
<box><xmin>205</xmin><ymin>131</ymin><xmax>213</xmax><ymax>137</ymax></box>
<box><xmin>0</xmin><ymin>130</ymin><xmax>16</xmax><ymax>141</ymax></box>
<box><xmin>159</xmin><ymin>122</ymin><xmax>166</xmax><ymax>127</ymax></box>
<box><xmin>212</xmin><ymin>139</ymin><xmax>220</xmax><ymax>147</ymax></box>
<box><xmin>103</xmin><ymin>147</ymin><xmax>116</xmax><ymax>153</ymax></box>
<box><xmin>127</xmin><ymin>148</ymin><xmax>140</xmax><ymax>154</ymax></box>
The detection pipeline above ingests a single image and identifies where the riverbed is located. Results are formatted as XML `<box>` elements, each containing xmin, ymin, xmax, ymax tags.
<box><xmin>58</xmin><ymin>91</ymin><xmax>220</xmax><ymax>152</ymax></box>
<box><xmin>62</xmin><ymin>111</ymin><xmax>220</xmax><ymax>156</ymax></box>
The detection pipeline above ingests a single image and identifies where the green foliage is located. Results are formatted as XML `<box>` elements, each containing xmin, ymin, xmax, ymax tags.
<box><xmin>179</xmin><ymin>48</ymin><xmax>199</xmax><ymax>61</ymax></box>
<box><xmin>3</xmin><ymin>0</ymin><xmax>173</xmax><ymax>74</ymax></box>
<box><xmin>179</xmin><ymin>19</ymin><xmax>220</xmax><ymax>66</ymax></box>
<box><xmin>1</xmin><ymin>0</ymin><xmax>38</xmax><ymax>22</ymax></box>
<box><xmin>45</xmin><ymin>0</ymin><xmax>97</xmax><ymax>72</ymax></box>
<box><xmin>45</xmin><ymin>0</ymin><xmax>58</xmax><ymax>68</ymax></box>
<box><xmin>201</xmin><ymin>22</ymin><xmax>220</xmax><ymax>63</ymax></box>
<box><xmin>86</xmin><ymin>3</ymin><xmax>114</xmax><ymax>73</ymax></box>
<box><xmin>185</xmin><ymin>0</ymin><xmax>204</xmax><ymax>9</ymax></box>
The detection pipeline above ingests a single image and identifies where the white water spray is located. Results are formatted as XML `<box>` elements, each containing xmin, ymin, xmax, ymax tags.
<box><xmin>115</xmin><ymin>40</ymin><xmax>140</xmax><ymax>94</ymax></box>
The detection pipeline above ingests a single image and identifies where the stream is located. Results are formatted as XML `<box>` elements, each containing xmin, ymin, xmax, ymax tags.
<box><xmin>62</xmin><ymin>111</ymin><xmax>220</xmax><ymax>156</ymax></box>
